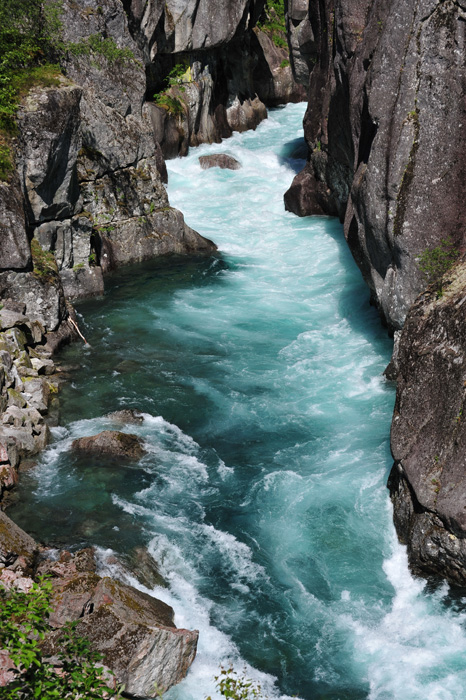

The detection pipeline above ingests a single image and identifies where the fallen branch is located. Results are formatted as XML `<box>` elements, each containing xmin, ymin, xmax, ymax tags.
<box><xmin>68</xmin><ymin>317</ymin><xmax>89</xmax><ymax>346</ymax></box>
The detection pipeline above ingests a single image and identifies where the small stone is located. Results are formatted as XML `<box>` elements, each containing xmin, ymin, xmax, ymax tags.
<box><xmin>30</xmin><ymin>357</ymin><xmax>56</xmax><ymax>375</ymax></box>
<box><xmin>105</xmin><ymin>409</ymin><xmax>144</xmax><ymax>425</ymax></box>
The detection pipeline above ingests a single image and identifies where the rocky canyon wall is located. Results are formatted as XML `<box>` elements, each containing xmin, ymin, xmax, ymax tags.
<box><xmin>286</xmin><ymin>0</ymin><xmax>466</xmax><ymax>586</ymax></box>
<box><xmin>1</xmin><ymin>0</ymin><xmax>303</xmax><ymax>316</ymax></box>
<box><xmin>285</xmin><ymin>0</ymin><xmax>466</xmax><ymax>332</ymax></box>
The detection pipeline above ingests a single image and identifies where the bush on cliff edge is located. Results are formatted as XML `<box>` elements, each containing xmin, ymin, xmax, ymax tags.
<box><xmin>0</xmin><ymin>577</ymin><xmax>120</xmax><ymax>699</ymax></box>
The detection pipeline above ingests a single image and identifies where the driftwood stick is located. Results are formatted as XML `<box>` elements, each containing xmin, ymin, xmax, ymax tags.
<box><xmin>68</xmin><ymin>317</ymin><xmax>89</xmax><ymax>345</ymax></box>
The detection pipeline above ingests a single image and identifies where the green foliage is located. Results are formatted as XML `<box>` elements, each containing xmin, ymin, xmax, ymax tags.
<box><xmin>257</xmin><ymin>1</ymin><xmax>287</xmax><ymax>49</ymax></box>
<box><xmin>0</xmin><ymin>577</ymin><xmax>119</xmax><ymax>699</ymax></box>
<box><xmin>207</xmin><ymin>667</ymin><xmax>264</xmax><ymax>700</ymax></box>
<box><xmin>31</xmin><ymin>239</ymin><xmax>59</xmax><ymax>282</ymax></box>
<box><xmin>67</xmin><ymin>34</ymin><xmax>135</xmax><ymax>64</ymax></box>
<box><xmin>154</xmin><ymin>92</ymin><xmax>184</xmax><ymax>117</ymax></box>
<box><xmin>166</xmin><ymin>62</ymin><xmax>191</xmax><ymax>86</ymax></box>
<box><xmin>279</xmin><ymin>59</ymin><xmax>290</xmax><ymax>69</ymax></box>
<box><xmin>0</xmin><ymin>140</ymin><xmax>14</xmax><ymax>180</ymax></box>
<box><xmin>417</xmin><ymin>237</ymin><xmax>459</xmax><ymax>297</ymax></box>
<box><xmin>153</xmin><ymin>62</ymin><xmax>192</xmax><ymax>116</ymax></box>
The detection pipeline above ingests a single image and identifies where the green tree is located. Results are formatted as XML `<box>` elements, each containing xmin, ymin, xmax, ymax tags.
<box><xmin>0</xmin><ymin>578</ymin><xmax>120</xmax><ymax>699</ymax></box>
<box><xmin>417</xmin><ymin>237</ymin><xmax>459</xmax><ymax>297</ymax></box>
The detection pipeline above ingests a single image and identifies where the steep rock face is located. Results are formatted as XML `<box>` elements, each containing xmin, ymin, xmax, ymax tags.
<box><xmin>285</xmin><ymin>0</ymin><xmax>466</xmax><ymax>331</ymax></box>
<box><xmin>388</xmin><ymin>262</ymin><xmax>466</xmax><ymax>585</ymax></box>
<box><xmin>125</xmin><ymin>0</ymin><xmax>261</xmax><ymax>53</ymax></box>
<box><xmin>0</xmin><ymin>177</ymin><xmax>31</xmax><ymax>272</ymax></box>
<box><xmin>5</xmin><ymin>0</ymin><xmax>217</xmax><ymax>304</ymax></box>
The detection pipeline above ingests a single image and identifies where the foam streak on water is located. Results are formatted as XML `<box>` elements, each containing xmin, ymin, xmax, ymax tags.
<box><xmin>11</xmin><ymin>103</ymin><xmax>466</xmax><ymax>699</ymax></box>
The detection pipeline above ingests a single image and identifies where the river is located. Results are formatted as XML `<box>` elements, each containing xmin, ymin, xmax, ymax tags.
<box><xmin>10</xmin><ymin>102</ymin><xmax>466</xmax><ymax>700</ymax></box>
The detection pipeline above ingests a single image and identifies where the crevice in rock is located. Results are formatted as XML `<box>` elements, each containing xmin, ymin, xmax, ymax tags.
<box><xmin>356</xmin><ymin>90</ymin><xmax>378</xmax><ymax>166</ymax></box>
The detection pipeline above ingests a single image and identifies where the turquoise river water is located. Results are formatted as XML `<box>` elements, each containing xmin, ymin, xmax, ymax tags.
<box><xmin>10</xmin><ymin>103</ymin><xmax>466</xmax><ymax>699</ymax></box>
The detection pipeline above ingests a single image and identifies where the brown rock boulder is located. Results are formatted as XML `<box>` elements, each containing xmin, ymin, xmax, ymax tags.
<box><xmin>44</xmin><ymin>572</ymin><xmax>197</xmax><ymax>697</ymax></box>
<box><xmin>199</xmin><ymin>154</ymin><xmax>241</xmax><ymax>170</ymax></box>
<box><xmin>71</xmin><ymin>430</ymin><xmax>146</xmax><ymax>460</ymax></box>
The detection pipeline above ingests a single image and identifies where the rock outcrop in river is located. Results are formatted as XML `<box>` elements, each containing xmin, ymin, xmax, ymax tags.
<box><xmin>286</xmin><ymin>0</ymin><xmax>466</xmax><ymax>585</ymax></box>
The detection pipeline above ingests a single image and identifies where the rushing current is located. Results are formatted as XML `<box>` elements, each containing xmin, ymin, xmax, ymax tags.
<box><xmin>10</xmin><ymin>103</ymin><xmax>466</xmax><ymax>699</ymax></box>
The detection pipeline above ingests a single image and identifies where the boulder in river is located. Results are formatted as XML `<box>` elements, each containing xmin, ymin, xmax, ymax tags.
<box><xmin>199</xmin><ymin>154</ymin><xmax>241</xmax><ymax>170</ymax></box>
<box><xmin>71</xmin><ymin>430</ymin><xmax>146</xmax><ymax>460</ymax></box>
<box><xmin>105</xmin><ymin>409</ymin><xmax>144</xmax><ymax>425</ymax></box>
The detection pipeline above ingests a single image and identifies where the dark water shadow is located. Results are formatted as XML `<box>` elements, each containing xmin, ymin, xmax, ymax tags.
<box><xmin>277</xmin><ymin>136</ymin><xmax>308</xmax><ymax>173</ymax></box>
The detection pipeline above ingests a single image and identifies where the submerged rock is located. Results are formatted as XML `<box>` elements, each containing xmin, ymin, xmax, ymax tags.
<box><xmin>105</xmin><ymin>409</ymin><xmax>144</xmax><ymax>425</ymax></box>
<box><xmin>199</xmin><ymin>154</ymin><xmax>241</xmax><ymax>170</ymax></box>
<box><xmin>71</xmin><ymin>430</ymin><xmax>146</xmax><ymax>460</ymax></box>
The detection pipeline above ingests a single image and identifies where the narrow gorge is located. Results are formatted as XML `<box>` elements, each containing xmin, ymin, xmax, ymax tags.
<box><xmin>1</xmin><ymin>1</ymin><xmax>466</xmax><ymax>699</ymax></box>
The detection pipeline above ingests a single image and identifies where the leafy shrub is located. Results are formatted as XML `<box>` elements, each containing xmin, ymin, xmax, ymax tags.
<box><xmin>207</xmin><ymin>667</ymin><xmax>263</xmax><ymax>700</ymax></box>
<box><xmin>154</xmin><ymin>92</ymin><xmax>184</xmax><ymax>116</ymax></box>
<box><xmin>257</xmin><ymin>1</ymin><xmax>287</xmax><ymax>49</ymax></box>
<box><xmin>0</xmin><ymin>577</ymin><xmax>120</xmax><ymax>699</ymax></box>
<box><xmin>67</xmin><ymin>34</ymin><xmax>135</xmax><ymax>64</ymax></box>
<box><xmin>152</xmin><ymin>62</ymin><xmax>192</xmax><ymax>116</ymax></box>
<box><xmin>417</xmin><ymin>236</ymin><xmax>459</xmax><ymax>297</ymax></box>
<box><xmin>31</xmin><ymin>238</ymin><xmax>59</xmax><ymax>283</ymax></box>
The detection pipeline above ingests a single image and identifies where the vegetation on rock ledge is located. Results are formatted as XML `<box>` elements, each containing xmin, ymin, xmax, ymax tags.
<box><xmin>258</xmin><ymin>0</ymin><xmax>287</xmax><ymax>49</ymax></box>
<box><xmin>0</xmin><ymin>578</ymin><xmax>120</xmax><ymax>699</ymax></box>
<box><xmin>0</xmin><ymin>0</ymin><xmax>136</xmax><ymax>181</ymax></box>
<box><xmin>0</xmin><ymin>0</ymin><xmax>63</xmax><ymax>179</ymax></box>
<box><xmin>417</xmin><ymin>236</ymin><xmax>460</xmax><ymax>297</ymax></box>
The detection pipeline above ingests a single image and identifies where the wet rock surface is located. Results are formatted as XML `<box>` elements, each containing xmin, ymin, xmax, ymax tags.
<box><xmin>71</xmin><ymin>430</ymin><xmax>146</xmax><ymax>460</ymax></box>
<box><xmin>199</xmin><ymin>154</ymin><xmax>242</xmax><ymax>170</ymax></box>
<box><xmin>0</xmin><ymin>305</ymin><xmax>65</xmax><ymax>500</ymax></box>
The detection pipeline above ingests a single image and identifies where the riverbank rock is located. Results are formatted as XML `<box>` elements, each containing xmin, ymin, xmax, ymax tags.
<box><xmin>71</xmin><ymin>430</ymin><xmax>146</xmax><ymax>460</ymax></box>
<box><xmin>0</xmin><ymin>523</ymin><xmax>198</xmax><ymax>696</ymax></box>
<box><xmin>0</xmin><ymin>510</ymin><xmax>38</xmax><ymax>572</ymax></box>
<box><xmin>199</xmin><ymin>155</ymin><xmax>242</xmax><ymax>170</ymax></box>
<box><xmin>388</xmin><ymin>261</ymin><xmax>466</xmax><ymax>585</ymax></box>
<box><xmin>0</xmin><ymin>306</ymin><xmax>63</xmax><ymax>499</ymax></box>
